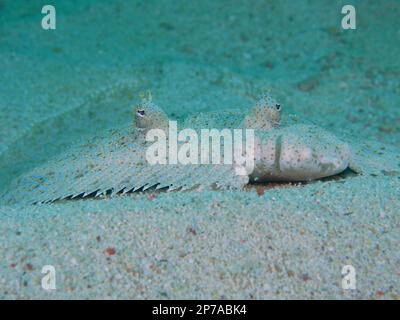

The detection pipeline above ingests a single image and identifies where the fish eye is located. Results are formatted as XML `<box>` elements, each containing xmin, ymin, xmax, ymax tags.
<box><xmin>275</xmin><ymin>104</ymin><xmax>281</xmax><ymax>111</ymax></box>
<box><xmin>137</xmin><ymin>109</ymin><xmax>145</xmax><ymax>117</ymax></box>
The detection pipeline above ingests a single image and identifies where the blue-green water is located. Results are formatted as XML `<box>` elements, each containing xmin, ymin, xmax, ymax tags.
<box><xmin>0</xmin><ymin>0</ymin><xmax>399</xmax><ymax>299</ymax></box>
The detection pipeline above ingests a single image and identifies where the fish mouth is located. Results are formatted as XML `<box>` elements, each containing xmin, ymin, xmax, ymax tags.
<box><xmin>318</xmin><ymin>155</ymin><xmax>349</xmax><ymax>176</ymax></box>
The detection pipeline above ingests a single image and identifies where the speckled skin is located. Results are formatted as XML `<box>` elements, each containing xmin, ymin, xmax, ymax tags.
<box><xmin>133</xmin><ymin>98</ymin><xmax>169</xmax><ymax>131</ymax></box>
<box><xmin>137</xmin><ymin>96</ymin><xmax>352</xmax><ymax>182</ymax></box>
<box><xmin>1</xmin><ymin>96</ymin><xmax>354</xmax><ymax>204</ymax></box>
<box><xmin>250</xmin><ymin>125</ymin><xmax>351</xmax><ymax>182</ymax></box>
<box><xmin>242</xmin><ymin>94</ymin><xmax>281</xmax><ymax>131</ymax></box>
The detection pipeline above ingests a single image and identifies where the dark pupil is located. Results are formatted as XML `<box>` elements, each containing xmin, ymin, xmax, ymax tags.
<box><xmin>137</xmin><ymin>110</ymin><xmax>145</xmax><ymax>116</ymax></box>
<box><xmin>275</xmin><ymin>104</ymin><xmax>281</xmax><ymax>110</ymax></box>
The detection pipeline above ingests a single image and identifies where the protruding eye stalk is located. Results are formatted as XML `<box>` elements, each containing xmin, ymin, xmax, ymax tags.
<box><xmin>275</xmin><ymin>104</ymin><xmax>281</xmax><ymax>111</ymax></box>
<box><xmin>136</xmin><ymin>109</ymin><xmax>145</xmax><ymax>117</ymax></box>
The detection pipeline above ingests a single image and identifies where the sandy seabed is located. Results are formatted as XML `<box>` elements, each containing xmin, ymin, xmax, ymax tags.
<box><xmin>0</xmin><ymin>0</ymin><xmax>399</xmax><ymax>299</ymax></box>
